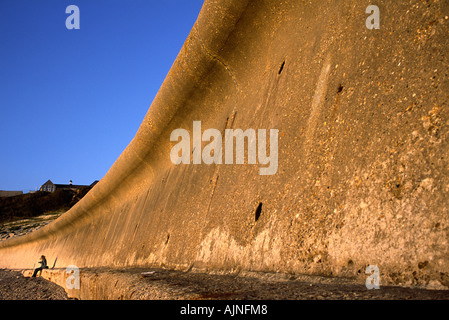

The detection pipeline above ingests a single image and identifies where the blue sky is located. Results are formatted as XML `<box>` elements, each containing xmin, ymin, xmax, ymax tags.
<box><xmin>0</xmin><ymin>0</ymin><xmax>204</xmax><ymax>192</ymax></box>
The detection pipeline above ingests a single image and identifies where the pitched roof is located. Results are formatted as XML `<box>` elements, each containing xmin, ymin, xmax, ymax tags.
<box><xmin>42</xmin><ymin>180</ymin><xmax>54</xmax><ymax>186</ymax></box>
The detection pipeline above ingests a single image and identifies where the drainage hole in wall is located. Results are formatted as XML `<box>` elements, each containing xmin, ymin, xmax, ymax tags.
<box><xmin>255</xmin><ymin>202</ymin><xmax>263</xmax><ymax>222</ymax></box>
<box><xmin>165</xmin><ymin>233</ymin><xmax>170</xmax><ymax>245</ymax></box>
<box><xmin>337</xmin><ymin>84</ymin><xmax>344</xmax><ymax>93</ymax></box>
<box><xmin>278</xmin><ymin>61</ymin><xmax>285</xmax><ymax>75</ymax></box>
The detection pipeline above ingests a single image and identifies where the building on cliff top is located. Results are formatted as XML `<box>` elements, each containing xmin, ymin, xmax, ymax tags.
<box><xmin>39</xmin><ymin>179</ymin><xmax>99</xmax><ymax>192</ymax></box>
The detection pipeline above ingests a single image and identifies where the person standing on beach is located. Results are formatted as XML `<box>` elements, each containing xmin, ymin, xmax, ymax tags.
<box><xmin>32</xmin><ymin>255</ymin><xmax>48</xmax><ymax>277</ymax></box>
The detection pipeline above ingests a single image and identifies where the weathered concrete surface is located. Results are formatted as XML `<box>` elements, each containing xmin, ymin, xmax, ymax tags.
<box><xmin>1</xmin><ymin>0</ymin><xmax>448</xmax><ymax>290</ymax></box>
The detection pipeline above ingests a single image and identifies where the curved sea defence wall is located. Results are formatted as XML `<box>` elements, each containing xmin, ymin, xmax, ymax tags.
<box><xmin>1</xmin><ymin>0</ymin><xmax>448</xmax><ymax>288</ymax></box>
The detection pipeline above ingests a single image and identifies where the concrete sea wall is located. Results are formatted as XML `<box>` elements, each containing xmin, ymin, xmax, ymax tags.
<box><xmin>1</xmin><ymin>0</ymin><xmax>448</xmax><ymax>289</ymax></box>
